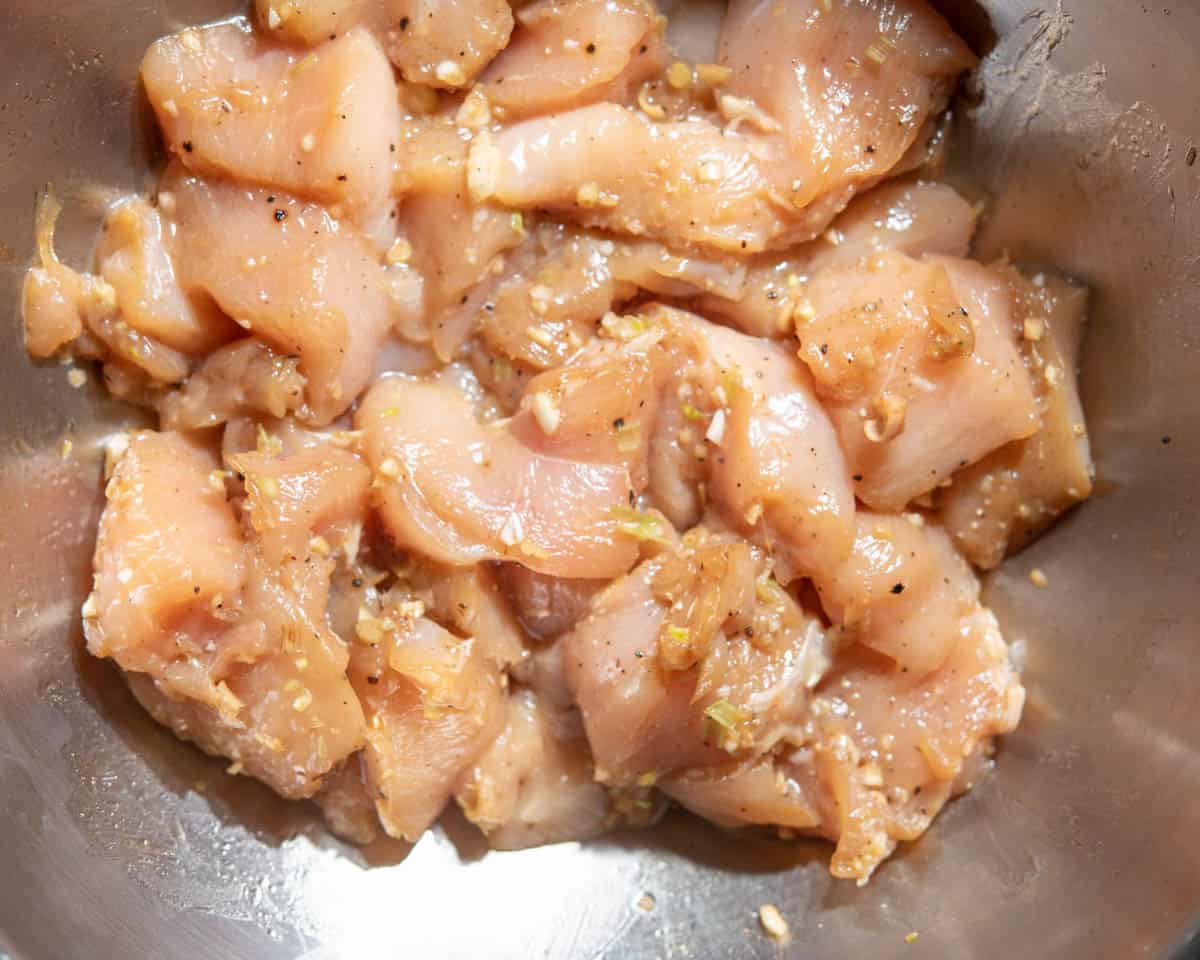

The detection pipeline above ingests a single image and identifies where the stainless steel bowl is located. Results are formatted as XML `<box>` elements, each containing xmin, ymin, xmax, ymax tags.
<box><xmin>2</xmin><ymin>2</ymin><xmax>1198</xmax><ymax>957</ymax></box>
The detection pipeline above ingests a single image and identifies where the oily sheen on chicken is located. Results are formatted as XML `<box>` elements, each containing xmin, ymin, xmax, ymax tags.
<box><xmin>23</xmin><ymin>0</ymin><xmax>1093</xmax><ymax>884</ymax></box>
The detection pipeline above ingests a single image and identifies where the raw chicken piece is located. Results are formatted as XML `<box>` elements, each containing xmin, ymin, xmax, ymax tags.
<box><xmin>509</xmin><ymin>333</ymin><xmax>663</xmax><ymax>486</ymax></box>
<box><xmin>254</xmin><ymin>0</ymin><xmax>512</xmax><ymax>89</ymax></box>
<box><xmin>457</xmin><ymin>689</ymin><xmax>612</xmax><ymax>849</ymax></box>
<box><xmin>407</xmin><ymin>561</ymin><xmax>528</xmax><ymax>669</ymax></box>
<box><xmin>347</xmin><ymin>608</ymin><xmax>507</xmax><ymax>840</ymax></box>
<box><xmin>383</xmin><ymin>0</ymin><xmax>513</xmax><ymax>89</ymax></box>
<box><xmin>478</xmin><ymin>0</ymin><xmax>667</xmax><ymax>120</ymax></box>
<box><xmin>157</xmin><ymin>340</ymin><xmax>306</xmax><ymax>430</ymax></box>
<box><xmin>816</xmin><ymin>179</ymin><xmax>979</xmax><ymax>270</ymax></box>
<box><xmin>87</xmin><ymin>431</ymin><xmax>367</xmax><ymax>798</ymax></box>
<box><xmin>22</xmin><ymin>193</ymin><xmax>199</xmax><ymax>390</ymax></box>
<box><xmin>398</xmin><ymin>187</ymin><xmax>524</xmax><ymax>361</ymax></box>
<box><xmin>938</xmin><ymin>269</ymin><xmax>1093</xmax><ymax>567</ymax></box>
<box><xmin>716</xmin><ymin>0</ymin><xmax>975</xmax><ymax>245</ymax></box>
<box><xmin>313</xmin><ymin>755</ymin><xmax>380</xmax><ymax>844</ymax></box>
<box><xmin>812</xmin><ymin>512</ymin><xmax>978</xmax><ymax>676</ymax></box>
<box><xmin>254</xmin><ymin>0</ymin><xmax>371</xmax><ymax>46</ymax></box>
<box><xmin>693</xmin><ymin>318</ymin><xmax>857</xmax><ymax>581</ymax></box>
<box><xmin>357</xmin><ymin>375</ymin><xmax>640</xmax><ymax>578</ymax></box>
<box><xmin>797</xmin><ymin>607</ymin><xmax>1024</xmax><ymax>881</ymax></box>
<box><xmin>499</xmin><ymin>565</ymin><xmax>606</xmax><ymax>641</ymax></box>
<box><xmin>799</xmin><ymin>252</ymin><xmax>1040</xmax><ymax>511</ymax></box>
<box><xmin>86</xmin><ymin>432</ymin><xmax>246</xmax><ymax>691</ymax></box>
<box><xmin>22</xmin><ymin>193</ymin><xmax>93</xmax><ymax>358</ymax></box>
<box><xmin>698</xmin><ymin>179</ymin><xmax>978</xmax><ymax>338</ymax></box>
<box><xmin>476</xmin><ymin>224</ymin><xmax>745</xmax><ymax>372</ymax></box>
<box><xmin>142</xmin><ymin>23</ymin><xmax>400</xmax><ymax>225</ymax></box>
<box><xmin>477</xmin><ymin>229</ymin><xmax>625</xmax><ymax>372</ymax></box>
<box><xmin>563</xmin><ymin>530</ymin><xmax>830</xmax><ymax>785</ymax></box>
<box><xmin>228</xmin><ymin>440</ymin><xmax>371</xmax><ymax>568</ymax></box>
<box><xmin>500</xmin><ymin>305</ymin><xmax>856</xmax><ymax>581</ymax></box>
<box><xmin>164</xmin><ymin>165</ymin><xmax>391</xmax><ymax>424</ymax></box>
<box><xmin>477</xmin><ymin>103</ymin><xmax>784</xmax><ymax>254</ymax></box>
<box><xmin>96</xmin><ymin>197</ymin><xmax>236</xmax><ymax>355</ymax></box>
<box><xmin>662</xmin><ymin>757</ymin><xmax>820</xmax><ymax>830</ymax></box>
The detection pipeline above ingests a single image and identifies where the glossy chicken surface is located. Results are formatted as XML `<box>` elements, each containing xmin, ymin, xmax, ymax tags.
<box><xmin>24</xmin><ymin>0</ymin><xmax>1093</xmax><ymax>884</ymax></box>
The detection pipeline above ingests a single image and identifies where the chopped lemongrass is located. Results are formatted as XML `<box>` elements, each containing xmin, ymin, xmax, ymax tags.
<box><xmin>666</xmin><ymin>624</ymin><xmax>690</xmax><ymax>643</ymax></box>
<box><xmin>756</xmin><ymin>575</ymin><xmax>786</xmax><ymax>606</ymax></box>
<box><xmin>600</xmin><ymin>311</ymin><xmax>647</xmax><ymax>341</ymax></box>
<box><xmin>703</xmin><ymin>698</ymin><xmax>750</xmax><ymax>746</ymax></box>
<box><xmin>695</xmin><ymin>63</ymin><xmax>732</xmax><ymax>86</ymax></box>
<box><xmin>666</xmin><ymin>61</ymin><xmax>692</xmax><ymax>89</ymax></box>
<box><xmin>611</xmin><ymin>505</ymin><xmax>669</xmax><ymax>543</ymax></box>
<box><xmin>681</xmin><ymin>402</ymin><xmax>705</xmax><ymax>421</ymax></box>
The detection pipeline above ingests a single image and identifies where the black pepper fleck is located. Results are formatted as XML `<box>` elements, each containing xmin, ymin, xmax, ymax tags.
<box><xmin>891</xmin><ymin>582</ymin><xmax>905</xmax><ymax>595</ymax></box>
<box><xmin>274</xmin><ymin>208</ymin><xmax>287</xmax><ymax>222</ymax></box>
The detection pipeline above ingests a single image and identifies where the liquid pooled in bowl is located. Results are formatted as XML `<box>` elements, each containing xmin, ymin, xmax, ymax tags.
<box><xmin>21</xmin><ymin>0</ymin><xmax>1093</xmax><ymax>885</ymax></box>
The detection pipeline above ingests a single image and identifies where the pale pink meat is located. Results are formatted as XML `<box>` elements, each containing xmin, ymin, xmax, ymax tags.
<box><xmin>457</xmin><ymin>689</ymin><xmax>612</xmax><ymax>849</ymax></box>
<box><xmin>799</xmin><ymin>252</ymin><xmax>1040</xmax><ymax>511</ymax></box>
<box><xmin>937</xmin><ymin>268</ymin><xmax>1094</xmax><ymax>567</ymax></box>
<box><xmin>143</xmin><ymin>23</ymin><xmax>400</xmax><ymax>225</ymax></box>
<box><xmin>96</xmin><ymin>197</ymin><xmax>237</xmax><ymax>355</ymax></box>
<box><xmin>88</xmin><ymin>431</ymin><xmax>367</xmax><ymax>799</ymax></box>
<box><xmin>812</xmin><ymin>512</ymin><xmax>979</xmax><ymax>676</ymax></box>
<box><xmin>698</xmin><ymin>178</ymin><xmax>979</xmax><ymax>338</ymax></box>
<box><xmin>163</xmin><ymin>165</ymin><xmax>391</xmax><ymax>424</ymax></box>
<box><xmin>478</xmin><ymin>0</ymin><xmax>666</xmax><ymax>120</ymax></box>
<box><xmin>716</xmin><ymin>0</ymin><xmax>975</xmax><ymax>244</ymax></box>
<box><xmin>798</xmin><ymin>607</ymin><xmax>1024</xmax><ymax>881</ymax></box>
<box><xmin>562</xmin><ymin>533</ymin><xmax>830</xmax><ymax>785</ymax></box>
<box><xmin>694</xmin><ymin>317</ymin><xmax>857</xmax><ymax>581</ymax></box>
<box><xmin>356</xmin><ymin>375</ymin><xmax>641</xmax><ymax>578</ymax></box>
<box><xmin>157</xmin><ymin>339</ymin><xmax>306</xmax><ymax>430</ymax></box>
<box><xmin>479</xmin><ymin>103</ymin><xmax>785</xmax><ymax>254</ymax></box>
<box><xmin>663</xmin><ymin>758</ymin><xmax>820</xmax><ymax>831</ymax></box>
<box><xmin>348</xmin><ymin>611</ymin><xmax>507</xmax><ymax>840</ymax></box>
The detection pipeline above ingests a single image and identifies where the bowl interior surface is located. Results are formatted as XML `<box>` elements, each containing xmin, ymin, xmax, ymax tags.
<box><xmin>1</xmin><ymin>2</ymin><xmax>1198</xmax><ymax>958</ymax></box>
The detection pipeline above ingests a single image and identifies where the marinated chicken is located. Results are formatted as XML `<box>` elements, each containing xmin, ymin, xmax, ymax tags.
<box><xmin>24</xmin><ymin>0</ymin><xmax>1095</xmax><ymax>884</ymax></box>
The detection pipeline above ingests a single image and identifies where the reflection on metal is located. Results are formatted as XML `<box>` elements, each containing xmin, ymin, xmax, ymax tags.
<box><xmin>1</xmin><ymin>1</ymin><xmax>1199</xmax><ymax>958</ymax></box>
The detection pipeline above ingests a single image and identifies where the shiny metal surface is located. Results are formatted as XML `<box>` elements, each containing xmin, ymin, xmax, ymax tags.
<box><xmin>2</xmin><ymin>2</ymin><xmax>1198</xmax><ymax>957</ymax></box>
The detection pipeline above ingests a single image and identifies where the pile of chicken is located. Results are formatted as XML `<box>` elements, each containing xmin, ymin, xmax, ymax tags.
<box><xmin>23</xmin><ymin>0</ymin><xmax>1093</xmax><ymax>882</ymax></box>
